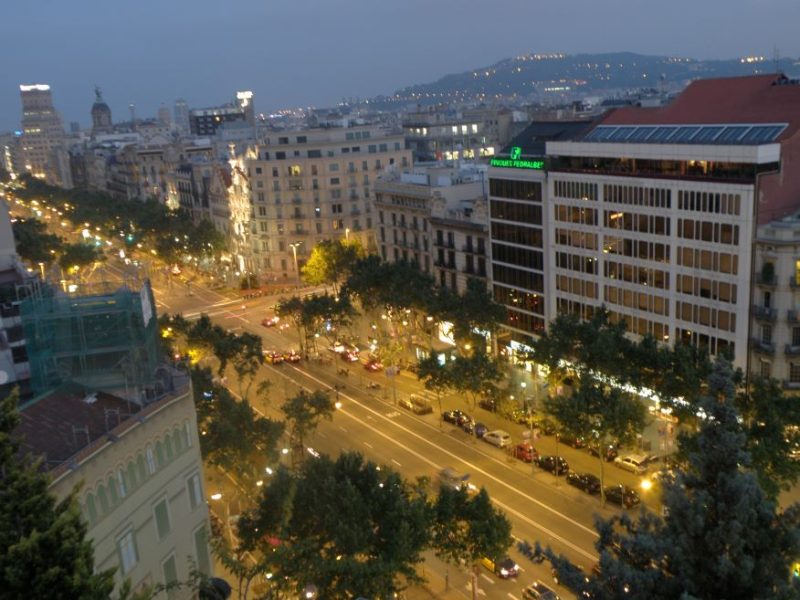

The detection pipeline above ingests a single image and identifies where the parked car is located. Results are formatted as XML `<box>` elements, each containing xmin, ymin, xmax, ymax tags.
<box><xmin>439</xmin><ymin>467</ymin><xmax>477</xmax><ymax>495</ymax></box>
<box><xmin>483</xmin><ymin>430</ymin><xmax>512</xmax><ymax>448</ymax></box>
<box><xmin>442</xmin><ymin>409</ymin><xmax>468</xmax><ymax>425</ymax></box>
<box><xmin>480</xmin><ymin>556</ymin><xmax>520</xmax><ymax>579</ymax></box>
<box><xmin>478</xmin><ymin>398</ymin><xmax>498</xmax><ymax>412</ymax></box>
<box><xmin>341</xmin><ymin>350</ymin><xmax>360</xmax><ymax>362</ymax></box>
<box><xmin>283</xmin><ymin>350</ymin><xmax>302</xmax><ymax>363</ymax></box>
<box><xmin>509</xmin><ymin>407</ymin><xmax>535</xmax><ymax>425</ymax></box>
<box><xmin>398</xmin><ymin>394</ymin><xmax>433</xmax><ymax>415</ymax></box>
<box><xmin>523</xmin><ymin>580</ymin><xmax>561</xmax><ymax>600</ymax></box>
<box><xmin>557</xmin><ymin>433</ymin><xmax>586</xmax><ymax>449</ymax></box>
<box><xmin>537</xmin><ymin>419</ymin><xmax>558</xmax><ymax>436</ymax></box>
<box><xmin>551</xmin><ymin>562</ymin><xmax>591</xmax><ymax>597</ymax></box>
<box><xmin>537</xmin><ymin>455</ymin><xmax>569</xmax><ymax>476</ymax></box>
<box><xmin>512</xmin><ymin>442</ymin><xmax>538</xmax><ymax>463</ymax></box>
<box><xmin>604</xmin><ymin>484</ymin><xmax>641</xmax><ymax>508</ymax></box>
<box><xmin>261</xmin><ymin>316</ymin><xmax>280</xmax><ymax>327</ymax></box>
<box><xmin>613</xmin><ymin>454</ymin><xmax>649</xmax><ymax>475</ymax></box>
<box><xmin>463</xmin><ymin>420</ymin><xmax>488</xmax><ymax>438</ymax></box>
<box><xmin>566</xmin><ymin>472</ymin><xmax>601</xmax><ymax>495</ymax></box>
<box><xmin>264</xmin><ymin>350</ymin><xmax>284</xmax><ymax>365</ymax></box>
<box><xmin>588</xmin><ymin>442</ymin><xmax>619</xmax><ymax>462</ymax></box>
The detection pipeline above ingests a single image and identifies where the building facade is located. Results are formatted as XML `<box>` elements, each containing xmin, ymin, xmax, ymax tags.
<box><xmin>19</xmin><ymin>84</ymin><xmax>72</xmax><ymax>187</ymax></box>
<box><xmin>16</xmin><ymin>378</ymin><xmax>211</xmax><ymax>598</ymax></box>
<box><xmin>244</xmin><ymin>125</ymin><xmax>410</xmax><ymax>281</ymax></box>
<box><xmin>375</xmin><ymin>163</ymin><xmax>489</xmax><ymax>294</ymax></box>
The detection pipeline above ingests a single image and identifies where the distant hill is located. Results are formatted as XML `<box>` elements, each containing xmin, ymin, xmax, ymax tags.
<box><xmin>371</xmin><ymin>52</ymin><xmax>800</xmax><ymax>106</ymax></box>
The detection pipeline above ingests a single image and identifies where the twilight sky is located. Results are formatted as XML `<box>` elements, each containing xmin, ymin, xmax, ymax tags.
<box><xmin>1</xmin><ymin>0</ymin><xmax>798</xmax><ymax>132</ymax></box>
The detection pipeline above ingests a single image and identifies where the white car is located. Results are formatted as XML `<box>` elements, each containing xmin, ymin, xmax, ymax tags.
<box><xmin>483</xmin><ymin>430</ymin><xmax>512</xmax><ymax>448</ymax></box>
<box><xmin>614</xmin><ymin>454</ymin><xmax>649</xmax><ymax>475</ymax></box>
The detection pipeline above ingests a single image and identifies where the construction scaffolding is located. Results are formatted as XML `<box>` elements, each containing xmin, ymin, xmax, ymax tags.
<box><xmin>19</xmin><ymin>277</ymin><xmax>161</xmax><ymax>402</ymax></box>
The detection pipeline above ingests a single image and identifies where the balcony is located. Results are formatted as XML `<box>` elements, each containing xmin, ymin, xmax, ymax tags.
<box><xmin>790</xmin><ymin>310</ymin><xmax>799</xmax><ymax>323</ymax></box>
<box><xmin>751</xmin><ymin>305</ymin><xmax>777</xmax><ymax>321</ymax></box>
<box><xmin>291</xmin><ymin>197</ymin><xmax>302</xmax><ymax>205</ymax></box>
<box><xmin>755</xmin><ymin>274</ymin><xmax>777</xmax><ymax>287</ymax></box>
<box><xmin>783</xmin><ymin>381</ymin><xmax>800</xmax><ymax>391</ymax></box>
<box><xmin>462</xmin><ymin>245</ymin><xmax>487</xmax><ymax>255</ymax></box>
<box><xmin>290</xmin><ymin>213</ymin><xmax>306</xmax><ymax>220</ymax></box>
<box><xmin>786</xmin><ymin>345</ymin><xmax>800</xmax><ymax>356</ymax></box>
<box><xmin>434</xmin><ymin>239</ymin><xmax>455</xmax><ymax>249</ymax></box>
<box><xmin>750</xmin><ymin>338</ymin><xmax>775</xmax><ymax>355</ymax></box>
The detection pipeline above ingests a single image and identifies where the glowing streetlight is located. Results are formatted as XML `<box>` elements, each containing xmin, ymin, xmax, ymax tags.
<box><xmin>289</xmin><ymin>242</ymin><xmax>303</xmax><ymax>281</ymax></box>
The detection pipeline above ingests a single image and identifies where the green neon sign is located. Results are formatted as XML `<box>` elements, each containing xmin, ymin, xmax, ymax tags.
<box><xmin>489</xmin><ymin>156</ymin><xmax>544</xmax><ymax>170</ymax></box>
<box><xmin>510</xmin><ymin>146</ymin><xmax>522</xmax><ymax>160</ymax></box>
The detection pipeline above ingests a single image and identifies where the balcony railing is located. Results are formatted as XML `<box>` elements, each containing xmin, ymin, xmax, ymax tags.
<box><xmin>755</xmin><ymin>274</ymin><xmax>777</xmax><ymax>286</ymax></box>
<box><xmin>750</xmin><ymin>338</ymin><xmax>775</xmax><ymax>354</ymax></box>
<box><xmin>783</xmin><ymin>381</ymin><xmax>800</xmax><ymax>390</ymax></box>
<box><xmin>786</xmin><ymin>344</ymin><xmax>800</xmax><ymax>356</ymax></box>
<box><xmin>751</xmin><ymin>305</ymin><xmax>777</xmax><ymax>321</ymax></box>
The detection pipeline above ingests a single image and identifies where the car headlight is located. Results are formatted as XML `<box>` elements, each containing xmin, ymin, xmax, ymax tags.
<box><xmin>500</xmin><ymin>569</ymin><xmax>508</xmax><ymax>576</ymax></box>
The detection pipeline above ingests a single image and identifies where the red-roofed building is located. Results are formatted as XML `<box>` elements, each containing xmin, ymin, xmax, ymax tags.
<box><xmin>543</xmin><ymin>73</ymin><xmax>800</xmax><ymax>375</ymax></box>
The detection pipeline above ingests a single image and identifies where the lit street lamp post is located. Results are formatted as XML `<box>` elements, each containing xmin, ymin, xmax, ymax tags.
<box><xmin>289</xmin><ymin>242</ymin><xmax>302</xmax><ymax>285</ymax></box>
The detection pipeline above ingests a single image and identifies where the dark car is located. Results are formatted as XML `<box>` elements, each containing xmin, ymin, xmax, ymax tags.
<box><xmin>261</xmin><ymin>316</ymin><xmax>280</xmax><ymax>327</ymax></box>
<box><xmin>442</xmin><ymin>409</ymin><xmax>468</xmax><ymax>425</ymax></box>
<box><xmin>537</xmin><ymin>455</ymin><xmax>569</xmax><ymax>476</ymax></box>
<box><xmin>566</xmin><ymin>472</ymin><xmax>601</xmax><ymax>495</ymax></box>
<box><xmin>512</xmin><ymin>442</ymin><xmax>538</xmax><ymax>463</ymax></box>
<box><xmin>478</xmin><ymin>398</ymin><xmax>497</xmax><ymax>412</ymax></box>
<box><xmin>480</xmin><ymin>556</ymin><xmax>520</xmax><ymax>579</ymax></box>
<box><xmin>398</xmin><ymin>394</ymin><xmax>433</xmax><ymax>415</ymax></box>
<box><xmin>551</xmin><ymin>562</ymin><xmax>591</xmax><ymax>598</ymax></box>
<box><xmin>557</xmin><ymin>433</ymin><xmax>586</xmax><ymax>449</ymax></box>
<box><xmin>537</xmin><ymin>419</ymin><xmax>558</xmax><ymax>436</ymax></box>
<box><xmin>588</xmin><ymin>442</ymin><xmax>619</xmax><ymax>462</ymax></box>
<box><xmin>604</xmin><ymin>485</ymin><xmax>641</xmax><ymax>508</ymax></box>
<box><xmin>364</xmin><ymin>358</ymin><xmax>383</xmax><ymax>372</ymax></box>
<box><xmin>461</xmin><ymin>419</ymin><xmax>487</xmax><ymax>438</ymax></box>
<box><xmin>523</xmin><ymin>580</ymin><xmax>561</xmax><ymax>600</ymax></box>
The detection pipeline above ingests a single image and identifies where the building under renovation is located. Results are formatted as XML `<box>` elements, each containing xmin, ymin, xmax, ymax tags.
<box><xmin>18</xmin><ymin>277</ymin><xmax>164</xmax><ymax>401</ymax></box>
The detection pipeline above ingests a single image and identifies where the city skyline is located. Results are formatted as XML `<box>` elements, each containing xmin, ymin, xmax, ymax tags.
<box><xmin>1</xmin><ymin>0</ymin><xmax>800</xmax><ymax>131</ymax></box>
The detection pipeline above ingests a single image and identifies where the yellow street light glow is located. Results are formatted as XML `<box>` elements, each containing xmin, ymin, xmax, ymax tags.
<box><xmin>210</xmin><ymin>493</ymin><xmax>222</xmax><ymax>500</ymax></box>
<box><xmin>640</xmin><ymin>478</ymin><xmax>653</xmax><ymax>491</ymax></box>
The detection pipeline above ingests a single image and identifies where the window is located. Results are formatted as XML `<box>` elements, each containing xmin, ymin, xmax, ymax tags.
<box><xmin>329</xmin><ymin>163</ymin><xmax>339</xmax><ymax>172</ymax></box>
<box><xmin>760</xmin><ymin>360</ymin><xmax>771</xmax><ymax>378</ymax></box>
<box><xmin>791</xmin><ymin>363</ymin><xmax>800</xmax><ymax>383</ymax></box>
<box><xmin>117</xmin><ymin>530</ymin><xmax>138</xmax><ymax>574</ymax></box>
<box><xmin>762</xmin><ymin>324</ymin><xmax>773</xmax><ymax>345</ymax></box>
<box><xmin>194</xmin><ymin>526</ymin><xmax>211</xmax><ymax>575</ymax></box>
<box><xmin>793</xmin><ymin>327</ymin><xmax>800</xmax><ymax>347</ymax></box>
<box><xmin>162</xmin><ymin>554</ymin><xmax>178</xmax><ymax>598</ymax></box>
<box><xmin>184</xmin><ymin>422</ymin><xmax>193</xmax><ymax>447</ymax></box>
<box><xmin>278</xmin><ymin>136</ymin><xmax>288</xmax><ymax>144</ymax></box>
<box><xmin>146</xmin><ymin>446</ymin><xmax>156</xmax><ymax>474</ymax></box>
<box><xmin>154</xmin><ymin>498</ymin><xmax>171</xmax><ymax>540</ymax></box>
<box><xmin>117</xmin><ymin>469</ymin><xmax>127</xmax><ymax>499</ymax></box>
<box><xmin>330</xmin><ymin>177</ymin><xmax>340</xmax><ymax>185</ymax></box>
<box><xmin>187</xmin><ymin>473</ymin><xmax>203</xmax><ymax>510</ymax></box>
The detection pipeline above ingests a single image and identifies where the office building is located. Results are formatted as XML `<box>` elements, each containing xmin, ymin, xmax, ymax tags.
<box><xmin>19</xmin><ymin>83</ymin><xmax>72</xmax><ymax>187</ymax></box>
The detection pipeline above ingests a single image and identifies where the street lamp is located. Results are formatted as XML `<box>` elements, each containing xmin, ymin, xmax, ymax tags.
<box><xmin>345</xmin><ymin>227</ymin><xmax>350</xmax><ymax>241</ymax></box>
<box><xmin>289</xmin><ymin>242</ymin><xmax>302</xmax><ymax>283</ymax></box>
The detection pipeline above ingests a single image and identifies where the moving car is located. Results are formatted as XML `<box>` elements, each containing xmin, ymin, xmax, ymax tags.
<box><xmin>604</xmin><ymin>484</ymin><xmax>641</xmax><ymax>508</ymax></box>
<box><xmin>341</xmin><ymin>350</ymin><xmax>360</xmax><ymax>362</ymax></box>
<box><xmin>283</xmin><ymin>350</ymin><xmax>301</xmax><ymax>363</ymax></box>
<box><xmin>512</xmin><ymin>442</ymin><xmax>538</xmax><ymax>463</ymax></box>
<box><xmin>261</xmin><ymin>316</ymin><xmax>280</xmax><ymax>327</ymax></box>
<box><xmin>398</xmin><ymin>394</ymin><xmax>433</xmax><ymax>415</ymax></box>
<box><xmin>557</xmin><ymin>433</ymin><xmax>586</xmax><ymax>449</ymax></box>
<box><xmin>264</xmin><ymin>350</ymin><xmax>284</xmax><ymax>365</ymax></box>
<box><xmin>537</xmin><ymin>455</ymin><xmax>569</xmax><ymax>476</ymax></box>
<box><xmin>523</xmin><ymin>581</ymin><xmax>561</xmax><ymax>600</ymax></box>
<box><xmin>439</xmin><ymin>467</ymin><xmax>477</xmax><ymax>495</ymax></box>
<box><xmin>613</xmin><ymin>454</ymin><xmax>649</xmax><ymax>475</ymax></box>
<box><xmin>478</xmin><ymin>398</ymin><xmax>498</xmax><ymax>412</ymax></box>
<box><xmin>483</xmin><ymin>430</ymin><xmax>512</xmax><ymax>448</ymax></box>
<box><xmin>566</xmin><ymin>472</ymin><xmax>601</xmax><ymax>495</ymax></box>
<box><xmin>480</xmin><ymin>556</ymin><xmax>520</xmax><ymax>579</ymax></box>
<box><xmin>364</xmin><ymin>358</ymin><xmax>383</xmax><ymax>372</ymax></box>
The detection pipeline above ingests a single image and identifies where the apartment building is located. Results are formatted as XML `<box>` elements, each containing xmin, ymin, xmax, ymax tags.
<box><xmin>244</xmin><ymin>125</ymin><xmax>410</xmax><ymax>280</ymax></box>
<box><xmin>375</xmin><ymin>163</ymin><xmax>489</xmax><ymax>294</ymax></box>
<box><xmin>542</xmin><ymin>74</ymin><xmax>800</xmax><ymax>373</ymax></box>
<box><xmin>16</xmin><ymin>377</ymin><xmax>211</xmax><ymax>598</ymax></box>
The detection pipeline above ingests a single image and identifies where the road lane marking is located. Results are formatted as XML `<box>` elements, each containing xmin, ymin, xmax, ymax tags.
<box><xmin>364</xmin><ymin>442</ymin><xmax>373</xmax><ymax>449</ymax></box>
<box><xmin>480</xmin><ymin>574</ymin><xmax>494</xmax><ymax>585</ymax></box>
<box><xmin>391</xmin><ymin>459</ymin><xmax>402</xmax><ymax>467</ymax></box>
<box><xmin>508</xmin><ymin>594</ymin><xmax>520</xmax><ymax>600</ymax></box>
<box><xmin>290</xmin><ymin>366</ymin><xmax>599</xmax><ymax>562</ymax></box>
<box><xmin>339</xmin><ymin>426</ymin><xmax>348</xmax><ymax>433</ymax></box>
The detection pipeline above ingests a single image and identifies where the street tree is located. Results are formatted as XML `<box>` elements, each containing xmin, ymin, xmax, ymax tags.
<box><xmin>231</xmin><ymin>332</ymin><xmax>264</xmax><ymax>401</ymax></box>
<box><xmin>0</xmin><ymin>390</ymin><xmax>117</xmax><ymax>598</ymax></box>
<box><xmin>187</xmin><ymin>219</ymin><xmax>227</xmax><ymax>260</ymax></box>
<box><xmin>543</xmin><ymin>374</ymin><xmax>647</xmax><ymax>504</ymax></box>
<box><xmin>549</xmin><ymin>357</ymin><xmax>800</xmax><ymax>600</ymax></box>
<box><xmin>438</xmin><ymin>278</ymin><xmax>506</xmax><ymax>347</ymax></box>
<box><xmin>192</xmin><ymin>367</ymin><xmax>284</xmax><ymax>485</ymax></box>
<box><xmin>737</xmin><ymin>375</ymin><xmax>800</xmax><ymax>500</ymax></box>
<box><xmin>430</xmin><ymin>486</ymin><xmax>513</xmax><ymax>598</ymax></box>
<box><xmin>416</xmin><ymin>354</ymin><xmax>454</xmax><ymax>426</ymax></box>
<box><xmin>58</xmin><ymin>242</ymin><xmax>104</xmax><ymax>274</ymax></box>
<box><xmin>277</xmin><ymin>296</ymin><xmax>312</xmax><ymax>357</ymax></box>
<box><xmin>302</xmin><ymin>293</ymin><xmax>356</xmax><ymax>350</ymax></box>
<box><xmin>449</xmin><ymin>349</ymin><xmax>505</xmax><ymax>408</ymax></box>
<box><xmin>11</xmin><ymin>217</ymin><xmax>63</xmax><ymax>266</ymax></box>
<box><xmin>302</xmin><ymin>238</ymin><xmax>364</xmax><ymax>295</ymax></box>
<box><xmin>281</xmin><ymin>389</ymin><xmax>336</xmax><ymax>466</ymax></box>
<box><xmin>237</xmin><ymin>452</ymin><xmax>431</xmax><ymax>598</ymax></box>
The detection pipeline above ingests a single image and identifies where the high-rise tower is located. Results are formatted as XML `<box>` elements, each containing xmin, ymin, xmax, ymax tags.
<box><xmin>19</xmin><ymin>84</ymin><xmax>72</xmax><ymax>187</ymax></box>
